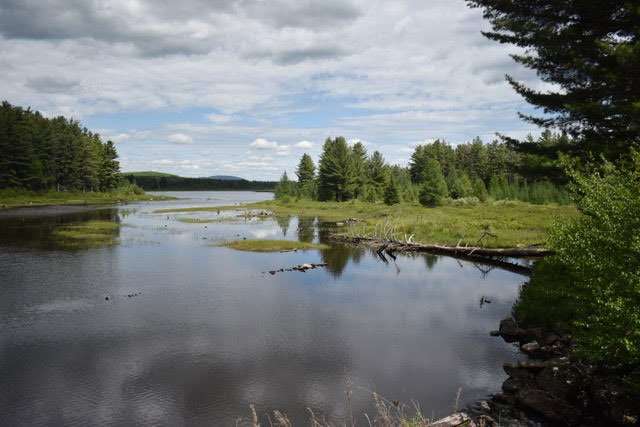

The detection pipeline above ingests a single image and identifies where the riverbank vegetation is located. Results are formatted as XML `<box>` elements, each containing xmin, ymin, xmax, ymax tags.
<box><xmin>275</xmin><ymin>132</ymin><xmax>572</xmax><ymax>207</ymax></box>
<box><xmin>219</xmin><ymin>239</ymin><xmax>328</xmax><ymax>252</ymax></box>
<box><xmin>159</xmin><ymin>199</ymin><xmax>576</xmax><ymax>248</ymax></box>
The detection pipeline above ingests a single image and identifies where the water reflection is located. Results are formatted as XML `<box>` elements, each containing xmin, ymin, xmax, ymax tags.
<box><xmin>0</xmin><ymin>192</ymin><xmax>522</xmax><ymax>426</ymax></box>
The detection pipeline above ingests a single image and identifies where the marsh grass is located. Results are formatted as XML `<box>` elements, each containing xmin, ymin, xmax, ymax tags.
<box><xmin>52</xmin><ymin>220</ymin><xmax>120</xmax><ymax>249</ymax></box>
<box><xmin>162</xmin><ymin>199</ymin><xmax>577</xmax><ymax>248</ymax></box>
<box><xmin>218</xmin><ymin>239</ymin><xmax>329</xmax><ymax>252</ymax></box>
<box><xmin>236</xmin><ymin>388</ymin><xmax>477</xmax><ymax>427</ymax></box>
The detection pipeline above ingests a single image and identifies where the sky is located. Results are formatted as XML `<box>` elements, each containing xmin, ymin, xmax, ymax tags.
<box><xmin>0</xmin><ymin>0</ymin><xmax>548</xmax><ymax>180</ymax></box>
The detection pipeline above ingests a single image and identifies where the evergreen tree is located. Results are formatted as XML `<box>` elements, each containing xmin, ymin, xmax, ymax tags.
<box><xmin>295</xmin><ymin>153</ymin><xmax>315</xmax><ymax>184</ymax></box>
<box><xmin>472</xmin><ymin>177</ymin><xmax>488</xmax><ymax>202</ymax></box>
<box><xmin>383</xmin><ymin>177</ymin><xmax>400</xmax><ymax>205</ymax></box>
<box><xmin>467</xmin><ymin>0</ymin><xmax>640</xmax><ymax>159</ymax></box>
<box><xmin>100</xmin><ymin>140</ymin><xmax>120</xmax><ymax>191</ymax></box>
<box><xmin>418</xmin><ymin>159</ymin><xmax>448</xmax><ymax>207</ymax></box>
<box><xmin>0</xmin><ymin>101</ymin><xmax>122</xmax><ymax>192</ymax></box>
<box><xmin>351</xmin><ymin>142</ymin><xmax>368</xmax><ymax>199</ymax></box>
<box><xmin>274</xmin><ymin>171</ymin><xmax>295</xmax><ymax>200</ymax></box>
<box><xmin>367</xmin><ymin>150</ymin><xmax>387</xmax><ymax>200</ymax></box>
<box><xmin>317</xmin><ymin>137</ymin><xmax>356</xmax><ymax>202</ymax></box>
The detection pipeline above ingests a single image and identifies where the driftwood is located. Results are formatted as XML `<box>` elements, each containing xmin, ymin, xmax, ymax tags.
<box><xmin>331</xmin><ymin>235</ymin><xmax>551</xmax><ymax>276</ymax></box>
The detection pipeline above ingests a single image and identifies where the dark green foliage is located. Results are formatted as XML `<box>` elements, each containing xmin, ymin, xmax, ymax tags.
<box><xmin>410</xmin><ymin>136</ymin><xmax>570</xmax><ymax>204</ymax></box>
<box><xmin>466</xmin><ymin>0</ymin><xmax>640</xmax><ymax>160</ymax></box>
<box><xmin>446</xmin><ymin>168</ymin><xmax>473</xmax><ymax>199</ymax></box>
<box><xmin>295</xmin><ymin>153</ymin><xmax>315</xmax><ymax>185</ymax></box>
<box><xmin>418</xmin><ymin>159</ymin><xmax>448</xmax><ymax>207</ymax></box>
<box><xmin>383</xmin><ymin>177</ymin><xmax>400</xmax><ymax>205</ymax></box>
<box><xmin>471</xmin><ymin>177</ymin><xmax>488</xmax><ymax>202</ymax></box>
<box><xmin>274</xmin><ymin>171</ymin><xmax>296</xmax><ymax>200</ymax></box>
<box><xmin>0</xmin><ymin>101</ymin><xmax>120</xmax><ymax>191</ymax></box>
<box><xmin>516</xmin><ymin>155</ymin><xmax>640</xmax><ymax>366</ymax></box>
<box><xmin>317</xmin><ymin>137</ymin><xmax>356</xmax><ymax>202</ymax></box>
<box><xmin>123</xmin><ymin>174</ymin><xmax>275</xmax><ymax>191</ymax></box>
<box><xmin>367</xmin><ymin>150</ymin><xmax>388</xmax><ymax>200</ymax></box>
<box><xmin>351</xmin><ymin>142</ymin><xmax>368</xmax><ymax>199</ymax></box>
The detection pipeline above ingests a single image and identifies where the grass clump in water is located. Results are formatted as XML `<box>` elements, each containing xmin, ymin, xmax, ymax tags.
<box><xmin>52</xmin><ymin>220</ymin><xmax>120</xmax><ymax>248</ymax></box>
<box><xmin>219</xmin><ymin>239</ymin><xmax>328</xmax><ymax>252</ymax></box>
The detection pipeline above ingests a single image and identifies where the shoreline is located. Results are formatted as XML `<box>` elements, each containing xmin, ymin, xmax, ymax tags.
<box><xmin>0</xmin><ymin>191</ymin><xmax>175</xmax><ymax>211</ymax></box>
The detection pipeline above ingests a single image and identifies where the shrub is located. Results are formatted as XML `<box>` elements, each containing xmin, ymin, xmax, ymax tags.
<box><xmin>517</xmin><ymin>154</ymin><xmax>640</xmax><ymax>367</ymax></box>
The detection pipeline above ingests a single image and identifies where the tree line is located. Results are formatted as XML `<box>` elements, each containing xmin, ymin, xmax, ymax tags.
<box><xmin>124</xmin><ymin>174</ymin><xmax>276</xmax><ymax>191</ymax></box>
<box><xmin>0</xmin><ymin>101</ymin><xmax>120</xmax><ymax>192</ymax></box>
<box><xmin>276</xmin><ymin>131</ymin><xmax>571</xmax><ymax>206</ymax></box>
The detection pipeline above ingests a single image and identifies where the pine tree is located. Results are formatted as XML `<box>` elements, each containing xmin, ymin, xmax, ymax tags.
<box><xmin>467</xmin><ymin>0</ymin><xmax>640</xmax><ymax>159</ymax></box>
<box><xmin>383</xmin><ymin>176</ymin><xmax>400</xmax><ymax>205</ymax></box>
<box><xmin>351</xmin><ymin>142</ymin><xmax>368</xmax><ymax>199</ymax></box>
<box><xmin>295</xmin><ymin>153</ymin><xmax>315</xmax><ymax>184</ymax></box>
<box><xmin>100</xmin><ymin>140</ymin><xmax>120</xmax><ymax>191</ymax></box>
<box><xmin>317</xmin><ymin>137</ymin><xmax>356</xmax><ymax>202</ymax></box>
<box><xmin>367</xmin><ymin>150</ymin><xmax>387</xmax><ymax>200</ymax></box>
<box><xmin>419</xmin><ymin>159</ymin><xmax>448</xmax><ymax>207</ymax></box>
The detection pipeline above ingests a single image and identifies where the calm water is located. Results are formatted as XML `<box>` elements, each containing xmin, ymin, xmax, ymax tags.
<box><xmin>0</xmin><ymin>191</ymin><xmax>523</xmax><ymax>426</ymax></box>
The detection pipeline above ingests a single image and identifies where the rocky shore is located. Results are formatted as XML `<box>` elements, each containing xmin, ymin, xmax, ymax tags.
<box><xmin>463</xmin><ymin>317</ymin><xmax>640</xmax><ymax>426</ymax></box>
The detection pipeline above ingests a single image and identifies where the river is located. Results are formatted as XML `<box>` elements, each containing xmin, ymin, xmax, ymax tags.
<box><xmin>0</xmin><ymin>191</ymin><xmax>522</xmax><ymax>425</ymax></box>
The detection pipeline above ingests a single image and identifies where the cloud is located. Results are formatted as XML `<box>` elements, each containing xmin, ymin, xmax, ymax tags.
<box><xmin>0</xmin><ymin>0</ymin><xmax>544</xmax><ymax>180</ymax></box>
<box><xmin>206</xmin><ymin>113</ymin><xmax>232</xmax><ymax>123</ymax></box>
<box><xmin>167</xmin><ymin>133</ymin><xmax>193</xmax><ymax>144</ymax></box>
<box><xmin>26</xmin><ymin>76</ymin><xmax>80</xmax><ymax>94</ymax></box>
<box><xmin>250</xmin><ymin>138</ymin><xmax>279</xmax><ymax>150</ymax></box>
<box><xmin>294</xmin><ymin>140</ymin><xmax>313</xmax><ymax>149</ymax></box>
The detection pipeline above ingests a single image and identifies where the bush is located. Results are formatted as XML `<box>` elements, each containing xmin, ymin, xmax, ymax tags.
<box><xmin>516</xmin><ymin>154</ymin><xmax>640</xmax><ymax>367</ymax></box>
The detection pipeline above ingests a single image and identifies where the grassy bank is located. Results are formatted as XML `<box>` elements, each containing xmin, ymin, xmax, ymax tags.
<box><xmin>219</xmin><ymin>239</ymin><xmax>328</xmax><ymax>252</ymax></box>
<box><xmin>0</xmin><ymin>187</ymin><xmax>173</xmax><ymax>209</ymax></box>
<box><xmin>159</xmin><ymin>199</ymin><xmax>577</xmax><ymax>248</ymax></box>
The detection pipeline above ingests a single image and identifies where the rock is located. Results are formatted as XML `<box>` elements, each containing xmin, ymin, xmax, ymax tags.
<box><xmin>105</xmin><ymin>296</ymin><xmax>109</xmax><ymax>301</ymax></box>
<box><xmin>543</xmin><ymin>333</ymin><xmax>561</xmax><ymax>346</ymax></box>
<box><xmin>497</xmin><ymin>318</ymin><xmax>527</xmax><ymax>342</ymax></box>
<box><xmin>430</xmin><ymin>412</ymin><xmax>475</xmax><ymax>427</ymax></box>
<box><xmin>521</xmin><ymin>341</ymin><xmax>541</xmax><ymax>355</ymax></box>
<box><xmin>478</xmin><ymin>400</ymin><xmax>491</xmax><ymax>413</ymax></box>
<box><xmin>515</xmin><ymin>389</ymin><xmax>581</xmax><ymax>424</ymax></box>
<box><xmin>268</xmin><ymin>270</ymin><xmax>276</xmax><ymax>275</ymax></box>
<box><xmin>503</xmin><ymin>363</ymin><xmax>535</xmax><ymax>381</ymax></box>
<box><xmin>502</xmin><ymin>377</ymin><xmax>522</xmax><ymax>394</ymax></box>
<box><xmin>517</xmin><ymin>360</ymin><xmax>547</xmax><ymax>371</ymax></box>
<box><xmin>301</xmin><ymin>263</ymin><xmax>313</xmax><ymax>269</ymax></box>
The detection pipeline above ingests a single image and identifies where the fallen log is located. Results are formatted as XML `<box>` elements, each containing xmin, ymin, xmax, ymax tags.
<box><xmin>331</xmin><ymin>235</ymin><xmax>549</xmax><ymax>275</ymax></box>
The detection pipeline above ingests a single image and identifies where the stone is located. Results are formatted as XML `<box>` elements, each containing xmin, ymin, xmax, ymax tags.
<box><xmin>521</xmin><ymin>341</ymin><xmax>541</xmax><ymax>354</ymax></box>
<box><xmin>515</xmin><ymin>389</ymin><xmax>581</xmax><ymax>424</ymax></box>
<box><xmin>430</xmin><ymin>412</ymin><xmax>476</xmax><ymax>427</ymax></box>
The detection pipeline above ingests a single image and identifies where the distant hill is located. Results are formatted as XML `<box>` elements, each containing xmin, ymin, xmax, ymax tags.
<box><xmin>122</xmin><ymin>171</ymin><xmax>275</xmax><ymax>191</ymax></box>
<box><xmin>124</xmin><ymin>171</ymin><xmax>179</xmax><ymax>178</ymax></box>
<box><xmin>208</xmin><ymin>175</ymin><xmax>244</xmax><ymax>181</ymax></box>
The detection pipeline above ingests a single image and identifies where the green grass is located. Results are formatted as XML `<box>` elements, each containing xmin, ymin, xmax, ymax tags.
<box><xmin>0</xmin><ymin>188</ymin><xmax>173</xmax><ymax>209</ymax></box>
<box><xmin>160</xmin><ymin>199</ymin><xmax>577</xmax><ymax>248</ymax></box>
<box><xmin>52</xmin><ymin>220</ymin><xmax>120</xmax><ymax>248</ymax></box>
<box><xmin>218</xmin><ymin>239</ymin><xmax>329</xmax><ymax>252</ymax></box>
